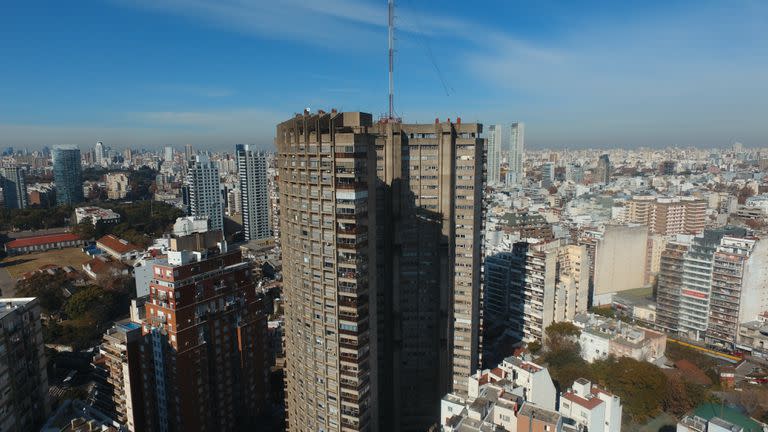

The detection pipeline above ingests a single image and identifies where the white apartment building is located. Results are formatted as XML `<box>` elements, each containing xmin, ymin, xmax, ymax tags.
<box><xmin>560</xmin><ymin>378</ymin><xmax>622</xmax><ymax>432</ymax></box>
<box><xmin>574</xmin><ymin>313</ymin><xmax>666</xmax><ymax>363</ymax></box>
<box><xmin>441</xmin><ymin>357</ymin><xmax>556</xmax><ymax>431</ymax></box>
<box><xmin>185</xmin><ymin>154</ymin><xmax>223</xmax><ymax>233</ymax></box>
<box><xmin>235</xmin><ymin>144</ymin><xmax>270</xmax><ymax>242</ymax></box>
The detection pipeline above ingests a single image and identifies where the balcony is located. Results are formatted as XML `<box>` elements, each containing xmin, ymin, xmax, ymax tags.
<box><xmin>335</xmin><ymin>180</ymin><xmax>368</xmax><ymax>190</ymax></box>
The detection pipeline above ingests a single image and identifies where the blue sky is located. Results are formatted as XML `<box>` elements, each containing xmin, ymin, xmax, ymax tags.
<box><xmin>1</xmin><ymin>0</ymin><xmax>767</xmax><ymax>150</ymax></box>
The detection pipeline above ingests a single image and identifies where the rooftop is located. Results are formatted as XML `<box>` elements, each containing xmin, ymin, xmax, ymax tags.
<box><xmin>6</xmin><ymin>232</ymin><xmax>80</xmax><ymax>249</ymax></box>
<box><xmin>562</xmin><ymin>391</ymin><xmax>604</xmax><ymax>410</ymax></box>
<box><xmin>0</xmin><ymin>297</ymin><xmax>36</xmax><ymax>320</ymax></box>
<box><xmin>518</xmin><ymin>402</ymin><xmax>562</xmax><ymax>424</ymax></box>
<box><xmin>692</xmin><ymin>403</ymin><xmax>762</xmax><ymax>432</ymax></box>
<box><xmin>97</xmin><ymin>234</ymin><xmax>141</xmax><ymax>254</ymax></box>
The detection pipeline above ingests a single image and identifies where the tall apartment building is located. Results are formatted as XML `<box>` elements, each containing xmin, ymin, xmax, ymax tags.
<box><xmin>137</xmin><ymin>247</ymin><xmax>269</xmax><ymax>431</ymax></box>
<box><xmin>185</xmin><ymin>154</ymin><xmax>223</xmax><ymax>233</ymax></box>
<box><xmin>52</xmin><ymin>145</ymin><xmax>84</xmax><ymax>206</ymax></box>
<box><xmin>95</xmin><ymin>141</ymin><xmax>105</xmax><ymax>166</ymax></box>
<box><xmin>594</xmin><ymin>154</ymin><xmax>611</xmax><ymax>185</ymax></box>
<box><xmin>508</xmin><ymin>122</ymin><xmax>524</xmax><ymax>184</ymax></box>
<box><xmin>487</xmin><ymin>125</ymin><xmax>502</xmax><ymax>185</ymax></box>
<box><xmin>277</xmin><ymin>112</ymin><xmax>378</xmax><ymax>432</ymax></box>
<box><xmin>486</xmin><ymin>240</ymin><xmax>589</xmax><ymax>345</ymax></box>
<box><xmin>236</xmin><ymin>144</ymin><xmax>271</xmax><ymax>242</ymax></box>
<box><xmin>541</xmin><ymin>162</ymin><xmax>555</xmax><ymax>187</ymax></box>
<box><xmin>591</xmin><ymin>224</ymin><xmax>648</xmax><ymax>305</ymax></box>
<box><xmin>624</xmin><ymin>196</ymin><xmax>706</xmax><ymax>235</ymax></box>
<box><xmin>163</xmin><ymin>146</ymin><xmax>173</xmax><ymax>162</ymax></box>
<box><xmin>93</xmin><ymin>321</ymin><xmax>145</xmax><ymax>431</ymax></box>
<box><xmin>1</xmin><ymin>165</ymin><xmax>27</xmax><ymax>209</ymax></box>
<box><xmin>655</xmin><ymin>242</ymin><xmax>689</xmax><ymax>333</ymax></box>
<box><xmin>370</xmin><ymin>119</ymin><xmax>485</xmax><ymax>429</ymax></box>
<box><xmin>277</xmin><ymin>112</ymin><xmax>485</xmax><ymax>432</ymax></box>
<box><xmin>105</xmin><ymin>172</ymin><xmax>130</xmax><ymax>200</ymax></box>
<box><xmin>0</xmin><ymin>298</ymin><xmax>49</xmax><ymax>431</ymax></box>
<box><xmin>654</xmin><ymin>227</ymin><xmax>768</xmax><ymax>347</ymax></box>
<box><xmin>707</xmin><ymin>237</ymin><xmax>768</xmax><ymax>350</ymax></box>
<box><xmin>184</xmin><ymin>144</ymin><xmax>193</xmax><ymax>162</ymax></box>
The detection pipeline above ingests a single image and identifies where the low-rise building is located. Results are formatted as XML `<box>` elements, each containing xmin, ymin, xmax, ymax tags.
<box><xmin>82</xmin><ymin>256</ymin><xmax>131</xmax><ymax>280</ymax></box>
<box><xmin>677</xmin><ymin>403</ymin><xmax>764</xmax><ymax>432</ymax></box>
<box><xmin>75</xmin><ymin>206</ymin><xmax>121</xmax><ymax>225</ymax></box>
<box><xmin>440</xmin><ymin>357</ymin><xmax>557</xmax><ymax>431</ymax></box>
<box><xmin>559</xmin><ymin>378</ymin><xmax>622</xmax><ymax>432</ymax></box>
<box><xmin>96</xmin><ymin>234</ymin><xmax>141</xmax><ymax>262</ymax></box>
<box><xmin>4</xmin><ymin>232</ymin><xmax>84</xmax><ymax>254</ymax></box>
<box><xmin>574</xmin><ymin>313</ymin><xmax>666</xmax><ymax>363</ymax></box>
<box><xmin>517</xmin><ymin>402</ymin><xmax>565</xmax><ymax>432</ymax></box>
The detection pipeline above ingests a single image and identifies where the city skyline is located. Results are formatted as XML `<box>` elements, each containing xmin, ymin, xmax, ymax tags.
<box><xmin>2</xmin><ymin>0</ymin><xmax>767</xmax><ymax>149</ymax></box>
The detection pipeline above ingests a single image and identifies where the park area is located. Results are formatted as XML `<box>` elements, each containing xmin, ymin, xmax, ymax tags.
<box><xmin>0</xmin><ymin>247</ymin><xmax>90</xmax><ymax>279</ymax></box>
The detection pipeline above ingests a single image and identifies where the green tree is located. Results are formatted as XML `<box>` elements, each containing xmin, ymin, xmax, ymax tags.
<box><xmin>544</xmin><ymin>321</ymin><xmax>581</xmax><ymax>352</ymax></box>
<box><xmin>64</xmin><ymin>285</ymin><xmax>119</xmax><ymax>323</ymax></box>
<box><xmin>15</xmin><ymin>272</ymin><xmax>69</xmax><ymax>314</ymax></box>
<box><xmin>528</xmin><ymin>340</ymin><xmax>543</xmax><ymax>355</ymax></box>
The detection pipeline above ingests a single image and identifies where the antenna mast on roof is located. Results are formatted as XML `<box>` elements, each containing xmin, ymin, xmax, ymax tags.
<box><xmin>387</xmin><ymin>0</ymin><xmax>396</xmax><ymax>121</ymax></box>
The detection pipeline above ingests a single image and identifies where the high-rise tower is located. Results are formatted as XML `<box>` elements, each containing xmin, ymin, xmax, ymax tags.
<box><xmin>236</xmin><ymin>144</ymin><xmax>271</xmax><ymax>243</ymax></box>
<box><xmin>1</xmin><ymin>165</ymin><xmax>27</xmax><ymax>209</ymax></box>
<box><xmin>486</xmin><ymin>125</ymin><xmax>502</xmax><ymax>185</ymax></box>
<box><xmin>52</xmin><ymin>145</ymin><xmax>84</xmax><ymax>206</ymax></box>
<box><xmin>0</xmin><ymin>298</ymin><xmax>49</xmax><ymax>430</ymax></box>
<box><xmin>508</xmin><ymin>122</ymin><xmax>524</xmax><ymax>184</ymax></box>
<box><xmin>595</xmin><ymin>154</ymin><xmax>611</xmax><ymax>185</ymax></box>
<box><xmin>185</xmin><ymin>154</ymin><xmax>223</xmax><ymax>233</ymax></box>
<box><xmin>278</xmin><ymin>111</ymin><xmax>486</xmax><ymax>431</ymax></box>
<box><xmin>277</xmin><ymin>111</ymin><xmax>378</xmax><ymax>432</ymax></box>
<box><xmin>95</xmin><ymin>141</ymin><xmax>105</xmax><ymax>166</ymax></box>
<box><xmin>371</xmin><ymin>119</ymin><xmax>485</xmax><ymax>430</ymax></box>
<box><xmin>137</xmin><ymin>247</ymin><xmax>269</xmax><ymax>431</ymax></box>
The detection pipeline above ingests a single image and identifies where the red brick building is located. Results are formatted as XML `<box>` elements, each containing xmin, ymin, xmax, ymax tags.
<box><xmin>136</xmin><ymin>248</ymin><xmax>269</xmax><ymax>432</ymax></box>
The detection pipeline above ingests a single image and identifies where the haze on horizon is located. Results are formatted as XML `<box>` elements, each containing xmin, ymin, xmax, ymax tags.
<box><xmin>1</xmin><ymin>0</ymin><xmax>767</xmax><ymax>151</ymax></box>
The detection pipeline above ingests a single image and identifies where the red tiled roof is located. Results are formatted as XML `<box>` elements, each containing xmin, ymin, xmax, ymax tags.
<box><xmin>6</xmin><ymin>233</ymin><xmax>80</xmax><ymax>249</ymax></box>
<box><xmin>562</xmin><ymin>392</ymin><xmax>604</xmax><ymax>410</ymax></box>
<box><xmin>97</xmin><ymin>235</ymin><xmax>140</xmax><ymax>254</ymax></box>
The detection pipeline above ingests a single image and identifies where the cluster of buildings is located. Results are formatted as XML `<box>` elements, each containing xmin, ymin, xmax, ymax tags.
<box><xmin>440</xmin><ymin>356</ymin><xmax>622</xmax><ymax>432</ymax></box>
<box><xmin>7</xmin><ymin>110</ymin><xmax>768</xmax><ymax>432</ymax></box>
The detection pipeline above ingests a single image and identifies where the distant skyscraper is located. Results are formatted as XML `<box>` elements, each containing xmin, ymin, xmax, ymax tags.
<box><xmin>508</xmin><ymin>122</ymin><xmax>525</xmax><ymax>184</ymax></box>
<box><xmin>94</xmin><ymin>141</ymin><xmax>105</xmax><ymax>166</ymax></box>
<box><xmin>541</xmin><ymin>162</ymin><xmax>555</xmax><ymax>187</ymax></box>
<box><xmin>0</xmin><ymin>298</ymin><xmax>50</xmax><ymax>430</ymax></box>
<box><xmin>1</xmin><ymin>166</ymin><xmax>27</xmax><ymax>209</ymax></box>
<box><xmin>594</xmin><ymin>154</ymin><xmax>611</xmax><ymax>185</ymax></box>
<box><xmin>487</xmin><ymin>124</ymin><xmax>502</xmax><ymax>185</ymax></box>
<box><xmin>52</xmin><ymin>145</ymin><xmax>84</xmax><ymax>206</ymax></box>
<box><xmin>184</xmin><ymin>144</ymin><xmax>194</xmax><ymax>162</ymax></box>
<box><xmin>123</xmin><ymin>147</ymin><xmax>133</xmax><ymax>164</ymax></box>
<box><xmin>185</xmin><ymin>154</ymin><xmax>223</xmax><ymax>232</ymax></box>
<box><xmin>236</xmin><ymin>144</ymin><xmax>270</xmax><ymax>242</ymax></box>
<box><xmin>163</xmin><ymin>146</ymin><xmax>173</xmax><ymax>162</ymax></box>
